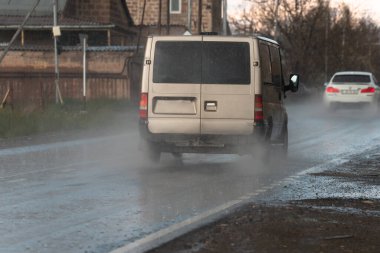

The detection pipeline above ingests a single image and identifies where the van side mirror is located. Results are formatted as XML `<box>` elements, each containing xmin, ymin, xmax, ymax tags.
<box><xmin>285</xmin><ymin>74</ymin><xmax>299</xmax><ymax>93</ymax></box>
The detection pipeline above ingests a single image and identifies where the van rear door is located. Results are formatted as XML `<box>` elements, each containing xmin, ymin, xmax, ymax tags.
<box><xmin>147</xmin><ymin>36</ymin><xmax>202</xmax><ymax>135</ymax></box>
<box><xmin>200</xmin><ymin>37</ymin><xmax>254</xmax><ymax>135</ymax></box>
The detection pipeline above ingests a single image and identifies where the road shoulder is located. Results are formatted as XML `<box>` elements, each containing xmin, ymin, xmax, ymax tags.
<box><xmin>147</xmin><ymin>146</ymin><xmax>380</xmax><ymax>253</ymax></box>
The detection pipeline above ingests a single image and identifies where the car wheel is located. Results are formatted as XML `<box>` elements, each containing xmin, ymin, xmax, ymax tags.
<box><xmin>328</xmin><ymin>103</ymin><xmax>337</xmax><ymax>112</ymax></box>
<box><xmin>369</xmin><ymin>101</ymin><xmax>378</xmax><ymax>114</ymax></box>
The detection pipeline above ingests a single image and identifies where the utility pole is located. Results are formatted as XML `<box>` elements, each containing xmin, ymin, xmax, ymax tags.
<box><xmin>274</xmin><ymin>0</ymin><xmax>280</xmax><ymax>40</ymax></box>
<box><xmin>197</xmin><ymin>0</ymin><xmax>202</xmax><ymax>34</ymax></box>
<box><xmin>222</xmin><ymin>0</ymin><xmax>227</xmax><ymax>35</ymax></box>
<box><xmin>80</xmin><ymin>34</ymin><xmax>88</xmax><ymax>111</ymax></box>
<box><xmin>136</xmin><ymin>0</ymin><xmax>147</xmax><ymax>53</ymax></box>
<box><xmin>341</xmin><ymin>15</ymin><xmax>346</xmax><ymax>69</ymax></box>
<box><xmin>158</xmin><ymin>0</ymin><xmax>162</xmax><ymax>34</ymax></box>
<box><xmin>53</xmin><ymin>0</ymin><xmax>63</xmax><ymax>104</ymax></box>
<box><xmin>324</xmin><ymin>1</ymin><xmax>330</xmax><ymax>82</ymax></box>
<box><xmin>187</xmin><ymin>0</ymin><xmax>192</xmax><ymax>33</ymax></box>
<box><xmin>167</xmin><ymin>0</ymin><xmax>170</xmax><ymax>35</ymax></box>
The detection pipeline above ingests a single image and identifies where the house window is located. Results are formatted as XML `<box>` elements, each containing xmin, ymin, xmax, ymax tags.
<box><xmin>170</xmin><ymin>0</ymin><xmax>181</xmax><ymax>14</ymax></box>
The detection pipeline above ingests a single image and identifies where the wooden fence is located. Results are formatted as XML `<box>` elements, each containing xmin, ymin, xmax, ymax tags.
<box><xmin>0</xmin><ymin>71</ymin><xmax>132</xmax><ymax>109</ymax></box>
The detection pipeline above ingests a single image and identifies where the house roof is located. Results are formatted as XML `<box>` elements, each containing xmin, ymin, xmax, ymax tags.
<box><xmin>0</xmin><ymin>44</ymin><xmax>141</xmax><ymax>52</ymax></box>
<box><xmin>0</xmin><ymin>0</ymin><xmax>133</xmax><ymax>33</ymax></box>
<box><xmin>0</xmin><ymin>0</ymin><xmax>67</xmax><ymax>15</ymax></box>
<box><xmin>0</xmin><ymin>15</ymin><xmax>115</xmax><ymax>30</ymax></box>
<box><xmin>0</xmin><ymin>0</ymin><xmax>115</xmax><ymax>30</ymax></box>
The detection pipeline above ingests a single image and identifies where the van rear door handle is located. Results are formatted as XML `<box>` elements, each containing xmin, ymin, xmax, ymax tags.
<box><xmin>205</xmin><ymin>101</ymin><xmax>217</xmax><ymax>111</ymax></box>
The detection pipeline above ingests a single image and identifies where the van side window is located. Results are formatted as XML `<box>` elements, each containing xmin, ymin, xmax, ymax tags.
<box><xmin>202</xmin><ymin>42</ymin><xmax>250</xmax><ymax>85</ymax></box>
<box><xmin>153</xmin><ymin>41</ymin><xmax>201</xmax><ymax>84</ymax></box>
<box><xmin>259</xmin><ymin>44</ymin><xmax>272</xmax><ymax>85</ymax></box>
<box><xmin>269</xmin><ymin>46</ymin><xmax>282</xmax><ymax>87</ymax></box>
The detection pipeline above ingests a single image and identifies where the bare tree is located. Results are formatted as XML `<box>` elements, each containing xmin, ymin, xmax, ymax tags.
<box><xmin>231</xmin><ymin>0</ymin><xmax>380</xmax><ymax>88</ymax></box>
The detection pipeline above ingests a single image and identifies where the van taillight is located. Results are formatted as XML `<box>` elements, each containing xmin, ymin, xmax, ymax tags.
<box><xmin>139</xmin><ymin>93</ymin><xmax>148</xmax><ymax>119</ymax></box>
<box><xmin>254</xmin><ymin>95</ymin><xmax>264</xmax><ymax>124</ymax></box>
<box><xmin>361</xmin><ymin>87</ymin><xmax>375</xmax><ymax>93</ymax></box>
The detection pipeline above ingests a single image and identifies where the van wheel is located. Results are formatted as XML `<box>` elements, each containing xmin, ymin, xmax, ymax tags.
<box><xmin>172</xmin><ymin>152</ymin><xmax>183</xmax><ymax>159</ymax></box>
<box><xmin>172</xmin><ymin>152</ymin><xmax>184</xmax><ymax>165</ymax></box>
<box><xmin>148</xmin><ymin>147</ymin><xmax>161</xmax><ymax>162</ymax></box>
<box><xmin>251</xmin><ymin>142</ymin><xmax>270</xmax><ymax>162</ymax></box>
<box><xmin>144</xmin><ymin>142</ymin><xmax>161</xmax><ymax>163</ymax></box>
<box><xmin>274</xmin><ymin>124</ymin><xmax>288</xmax><ymax>157</ymax></box>
<box><xmin>281</xmin><ymin>126</ymin><xmax>288</xmax><ymax>156</ymax></box>
<box><xmin>268</xmin><ymin>125</ymin><xmax>288</xmax><ymax>158</ymax></box>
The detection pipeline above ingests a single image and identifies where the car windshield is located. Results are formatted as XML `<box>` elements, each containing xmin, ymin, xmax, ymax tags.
<box><xmin>332</xmin><ymin>74</ymin><xmax>371</xmax><ymax>84</ymax></box>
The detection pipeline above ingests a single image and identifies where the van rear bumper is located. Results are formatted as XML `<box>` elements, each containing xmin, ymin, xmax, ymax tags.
<box><xmin>139</xmin><ymin>120</ymin><xmax>266</xmax><ymax>154</ymax></box>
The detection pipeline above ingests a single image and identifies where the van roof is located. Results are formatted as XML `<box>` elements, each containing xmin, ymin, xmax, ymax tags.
<box><xmin>148</xmin><ymin>35</ymin><xmax>279</xmax><ymax>45</ymax></box>
<box><xmin>257</xmin><ymin>36</ymin><xmax>279</xmax><ymax>45</ymax></box>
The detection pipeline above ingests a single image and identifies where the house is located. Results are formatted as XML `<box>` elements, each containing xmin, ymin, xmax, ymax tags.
<box><xmin>126</xmin><ymin>0</ymin><xmax>224</xmax><ymax>36</ymax></box>
<box><xmin>0</xmin><ymin>0</ymin><xmax>137</xmax><ymax>109</ymax></box>
<box><xmin>0</xmin><ymin>0</ymin><xmax>134</xmax><ymax>47</ymax></box>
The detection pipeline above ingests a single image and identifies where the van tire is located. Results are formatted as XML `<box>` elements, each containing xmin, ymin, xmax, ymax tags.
<box><xmin>268</xmin><ymin>124</ymin><xmax>288</xmax><ymax>159</ymax></box>
<box><xmin>281</xmin><ymin>126</ymin><xmax>288</xmax><ymax>156</ymax></box>
<box><xmin>142</xmin><ymin>141</ymin><xmax>161</xmax><ymax>163</ymax></box>
<box><xmin>148</xmin><ymin>147</ymin><xmax>161</xmax><ymax>163</ymax></box>
<box><xmin>172</xmin><ymin>152</ymin><xmax>183</xmax><ymax>159</ymax></box>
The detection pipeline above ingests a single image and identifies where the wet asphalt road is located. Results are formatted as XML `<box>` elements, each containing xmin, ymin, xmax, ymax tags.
<box><xmin>1</xmin><ymin>100</ymin><xmax>380</xmax><ymax>253</ymax></box>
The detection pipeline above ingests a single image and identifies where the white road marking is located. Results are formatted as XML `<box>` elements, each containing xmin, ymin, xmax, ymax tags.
<box><xmin>6</xmin><ymin>178</ymin><xmax>26</xmax><ymax>183</ymax></box>
<box><xmin>0</xmin><ymin>160</ymin><xmax>96</xmax><ymax>180</ymax></box>
<box><xmin>0</xmin><ymin>134</ymin><xmax>129</xmax><ymax>157</ymax></box>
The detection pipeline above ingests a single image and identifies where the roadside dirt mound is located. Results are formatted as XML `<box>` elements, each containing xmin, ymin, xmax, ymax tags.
<box><xmin>149</xmin><ymin>199</ymin><xmax>380</xmax><ymax>253</ymax></box>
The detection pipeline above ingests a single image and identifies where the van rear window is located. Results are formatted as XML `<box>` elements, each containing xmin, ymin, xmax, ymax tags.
<box><xmin>153</xmin><ymin>41</ymin><xmax>202</xmax><ymax>84</ymax></box>
<box><xmin>332</xmin><ymin>74</ymin><xmax>371</xmax><ymax>83</ymax></box>
<box><xmin>202</xmin><ymin>42</ymin><xmax>250</xmax><ymax>84</ymax></box>
<box><xmin>153</xmin><ymin>41</ymin><xmax>250</xmax><ymax>84</ymax></box>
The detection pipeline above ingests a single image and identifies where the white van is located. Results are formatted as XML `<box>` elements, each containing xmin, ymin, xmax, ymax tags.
<box><xmin>139</xmin><ymin>35</ymin><xmax>298</xmax><ymax>161</ymax></box>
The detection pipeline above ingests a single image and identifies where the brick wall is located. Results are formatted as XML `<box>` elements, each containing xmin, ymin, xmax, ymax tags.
<box><xmin>62</xmin><ymin>0</ymin><xmax>132</xmax><ymax>45</ymax></box>
<box><xmin>81</xmin><ymin>1</ymin><xmax>111</xmax><ymax>23</ymax></box>
<box><xmin>63</xmin><ymin>0</ymin><xmax>130</xmax><ymax>29</ymax></box>
<box><xmin>64</xmin><ymin>0</ymin><xmax>110</xmax><ymax>23</ymax></box>
<box><xmin>126</xmin><ymin>0</ymin><xmax>221</xmax><ymax>34</ymax></box>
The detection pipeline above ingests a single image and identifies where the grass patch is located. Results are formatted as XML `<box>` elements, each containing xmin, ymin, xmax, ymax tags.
<box><xmin>0</xmin><ymin>99</ymin><xmax>136</xmax><ymax>138</ymax></box>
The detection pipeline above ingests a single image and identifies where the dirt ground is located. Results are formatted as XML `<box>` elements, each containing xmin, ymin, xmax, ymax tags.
<box><xmin>148</xmin><ymin>149</ymin><xmax>380</xmax><ymax>253</ymax></box>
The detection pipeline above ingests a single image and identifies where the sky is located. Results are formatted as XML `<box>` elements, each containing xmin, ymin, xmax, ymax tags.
<box><xmin>228</xmin><ymin>0</ymin><xmax>380</xmax><ymax>24</ymax></box>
